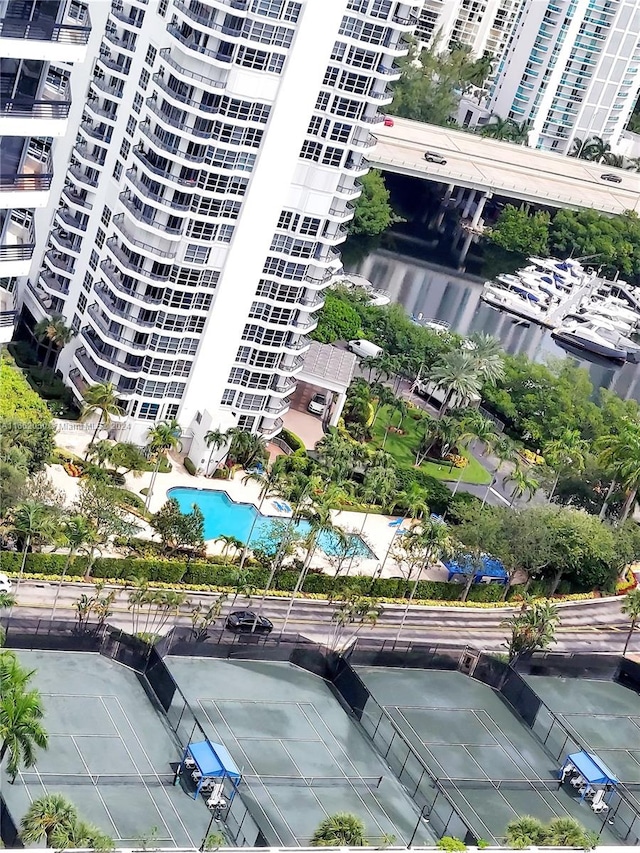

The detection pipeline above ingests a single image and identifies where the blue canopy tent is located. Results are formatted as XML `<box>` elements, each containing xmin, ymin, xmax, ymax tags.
<box><xmin>560</xmin><ymin>751</ymin><xmax>619</xmax><ymax>801</ymax></box>
<box><xmin>179</xmin><ymin>740</ymin><xmax>241</xmax><ymax>800</ymax></box>
<box><xmin>444</xmin><ymin>555</ymin><xmax>508</xmax><ymax>585</ymax></box>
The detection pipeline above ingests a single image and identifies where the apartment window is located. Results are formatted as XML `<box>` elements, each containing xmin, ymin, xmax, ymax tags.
<box><xmin>101</xmin><ymin>206</ymin><xmax>111</xmax><ymax>227</ymax></box>
<box><xmin>330</xmin><ymin>122</ymin><xmax>351</xmax><ymax>143</ymax></box>
<box><xmin>139</xmin><ymin>69</ymin><xmax>150</xmax><ymax>91</ymax></box>
<box><xmin>77</xmin><ymin>293</ymin><xmax>87</xmax><ymax>313</ymax></box>
<box><xmin>95</xmin><ymin>228</ymin><xmax>106</xmax><ymax>249</ymax></box>
<box><xmin>145</xmin><ymin>45</ymin><xmax>157</xmax><ymax>67</ymax></box>
<box><xmin>120</xmin><ymin>139</ymin><xmax>130</xmax><ymax>159</ymax></box>
<box><xmin>370</xmin><ymin>0</ymin><xmax>392</xmax><ymax>18</ymax></box>
<box><xmin>323</xmin><ymin>66</ymin><xmax>339</xmax><ymax>87</ymax></box>
<box><xmin>322</xmin><ymin>146</ymin><xmax>343</xmax><ymax>167</ymax></box>
<box><xmin>315</xmin><ymin>92</ymin><xmax>330</xmax><ymax>111</ymax></box>
<box><xmin>251</xmin><ymin>0</ymin><xmax>282</xmax><ymax>17</ymax></box>
<box><xmin>71</xmin><ymin>314</ymin><xmax>81</xmax><ymax>333</ymax></box>
<box><xmin>283</xmin><ymin>2</ymin><xmax>300</xmax><ymax>22</ymax></box>
<box><xmin>165</xmin><ymin>403</ymin><xmax>179</xmax><ymax>419</ymax></box>
<box><xmin>300</xmin><ymin>216</ymin><xmax>321</xmax><ymax>236</ymax></box>
<box><xmin>126</xmin><ymin>116</ymin><xmax>137</xmax><ymax>137</ymax></box>
<box><xmin>158</xmin><ymin>0</ymin><xmax>169</xmax><ymax>16</ymax></box>
<box><xmin>139</xmin><ymin>403</ymin><xmax>160</xmax><ymax>420</ymax></box>
<box><xmin>277</xmin><ymin>210</ymin><xmax>294</xmax><ymax>230</ymax></box>
<box><xmin>331</xmin><ymin>41</ymin><xmax>347</xmax><ymax>61</ymax></box>
<box><xmin>221</xmin><ymin>389</ymin><xmax>236</xmax><ymax>406</ymax></box>
<box><xmin>89</xmin><ymin>250</ymin><xmax>99</xmax><ymax>271</ymax></box>
<box><xmin>82</xmin><ymin>271</ymin><xmax>93</xmax><ymax>292</ymax></box>
<box><xmin>184</xmin><ymin>245</ymin><xmax>210</xmax><ymax>263</ymax></box>
<box><xmin>112</xmin><ymin>161</ymin><xmax>123</xmax><ymax>181</ymax></box>
<box><xmin>300</xmin><ymin>140</ymin><xmax>321</xmax><ymax>161</ymax></box>
<box><xmin>133</xmin><ymin>92</ymin><xmax>143</xmax><ymax>114</ymax></box>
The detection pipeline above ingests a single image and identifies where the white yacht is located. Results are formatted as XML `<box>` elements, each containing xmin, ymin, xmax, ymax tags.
<box><xmin>411</xmin><ymin>314</ymin><xmax>451</xmax><ymax>333</ymax></box>
<box><xmin>493</xmin><ymin>275</ymin><xmax>547</xmax><ymax>304</ymax></box>
<box><xmin>482</xmin><ymin>281</ymin><xmax>548</xmax><ymax>321</ymax></box>
<box><xmin>552</xmin><ymin>318</ymin><xmax>640</xmax><ymax>362</ymax></box>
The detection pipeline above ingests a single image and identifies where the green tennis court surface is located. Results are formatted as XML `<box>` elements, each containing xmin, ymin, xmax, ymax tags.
<box><xmin>356</xmin><ymin>667</ymin><xmax>619</xmax><ymax>845</ymax></box>
<box><xmin>165</xmin><ymin>657</ymin><xmax>431</xmax><ymax>846</ymax></box>
<box><xmin>4</xmin><ymin>652</ymin><xmax>211</xmax><ymax>848</ymax></box>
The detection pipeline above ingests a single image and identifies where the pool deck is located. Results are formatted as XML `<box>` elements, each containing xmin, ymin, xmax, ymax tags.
<box><xmin>48</xmin><ymin>424</ymin><xmax>448</xmax><ymax>581</ymax></box>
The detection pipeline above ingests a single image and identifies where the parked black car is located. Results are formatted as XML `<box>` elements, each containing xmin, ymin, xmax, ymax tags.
<box><xmin>225</xmin><ymin>610</ymin><xmax>274</xmax><ymax>635</ymax></box>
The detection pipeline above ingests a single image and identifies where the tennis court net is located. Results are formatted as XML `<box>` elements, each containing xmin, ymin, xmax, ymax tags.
<box><xmin>19</xmin><ymin>772</ymin><xmax>176</xmax><ymax>787</ymax></box>
<box><xmin>437</xmin><ymin>777</ymin><xmax>559</xmax><ymax>792</ymax></box>
<box><xmin>243</xmin><ymin>774</ymin><xmax>383</xmax><ymax>789</ymax></box>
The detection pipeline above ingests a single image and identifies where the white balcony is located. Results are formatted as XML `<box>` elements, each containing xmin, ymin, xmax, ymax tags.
<box><xmin>0</xmin><ymin>158</ymin><xmax>52</xmax><ymax>210</ymax></box>
<box><xmin>0</xmin><ymin>217</ymin><xmax>34</xmax><ymax>277</ymax></box>
<box><xmin>0</xmin><ymin>11</ymin><xmax>91</xmax><ymax>63</ymax></box>
<box><xmin>0</xmin><ymin>287</ymin><xmax>16</xmax><ymax>344</ymax></box>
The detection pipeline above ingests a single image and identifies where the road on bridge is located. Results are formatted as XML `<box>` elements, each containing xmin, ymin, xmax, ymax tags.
<box><xmin>372</xmin><ymin>117</ymin><xmax>640</xmax><ymax>215</ymax></box>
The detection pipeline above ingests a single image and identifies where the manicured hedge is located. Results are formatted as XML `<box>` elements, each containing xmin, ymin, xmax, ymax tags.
<box><xmin>1</xmin><ymin>551</ymin><xmax>513</xmax><ymax>602</ymax></box>
<box><xmin>184</xmin><ymin>457</ymin><xmax>197</xmax><ymax>476</ymax></box>
<box><xmin>280</xmin><ymin>428</ymin><xmax>305</xmax><ymax>452</ymax></box>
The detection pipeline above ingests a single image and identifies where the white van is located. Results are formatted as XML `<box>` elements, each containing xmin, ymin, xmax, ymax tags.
<box><xmin>347</xmin><ymin>339</ymin><xmax>383</xmax><ymax>359</ymax></box>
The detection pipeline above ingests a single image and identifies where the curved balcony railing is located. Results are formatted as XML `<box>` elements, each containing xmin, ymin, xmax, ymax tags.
<box><xmin>0</xmin><ymin>172</ymin><xmax>52</xmax><ymax>191</ymax></box>
<box><xmin>124</xmin><ymin>168</ymin><xmax>191</xmax><ymax>212</ymax></box>
<box><xmin>173</xmin><ymin>0</ymin><xmax>243</xmax><ymax>38</ymax></box>
<box><xmin>0</xmin><ymin>19</ymin><xmax>91</xmax><ymax>43</ymax></box>
<box><xmin>100</xmin><ymin>260</ymin><xmax>163</xmax><ymax>306</ymax></box>
<box><xmin>0</xmin><ymin>99</ymin><xmax>70</xmax><ymax>119</ymax></box>
<box><xmin>105</xmin><ymin>237</ymin><xmax>172</xmax><ymax>281</ymax></box>
<box><xmin>120</xmin><ymin>194</ymin><xmax>185</xmax><ymax>239</ymax></box>
<box><xmin>167</xmin><ymin>24</ymin><xmax>234</xmax><ymax>65</ymax></box>
<box><xmin>158</xmin><ymin>48</ymin><xmax>227</xmax><ymax>89</ymax></box>
<box><xmin>112</xmin><ymin>213</ymin><xmax>177</xmax><ymax>259</ymax></box>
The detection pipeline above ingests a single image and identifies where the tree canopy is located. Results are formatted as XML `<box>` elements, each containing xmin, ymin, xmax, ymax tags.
<box><xmin>349</xmin><ymin>169</ymin><xmax>396</xmax><ymax>237</ymax></box>
<box><xmin>485</xmin><ymin>206</ymin><xmax>640</xmax><ymax>283</ymax></box>
<box><xmin>312</xmin><ymin>291</ymin><xmax>363</xmax><ymax>344</ymax></box>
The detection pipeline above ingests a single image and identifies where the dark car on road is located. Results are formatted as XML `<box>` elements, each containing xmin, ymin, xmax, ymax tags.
<box><xmin>225</xmin><ymin>610</ymin><xmax>273</xmax><ymax>635</ymax></box>
<box><xmin>600</xmin><ymin>173</ymin><xmax>622</xmax><ymax>183</ymax></box>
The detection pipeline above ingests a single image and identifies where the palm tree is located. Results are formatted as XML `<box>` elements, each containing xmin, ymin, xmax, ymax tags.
<box><xmin>543</xmin><ymin>429</ymin><xmax>588</xmax><ymax>501</ymax></box>
<box><xmin>52</xmin><ymin>515</ymin><xmax>97</xmax><ymax>619</ymax></box>
<box><xmin>34</xmin><ymin>314</ymin><xmax>73</xmax><ymax>369</ymax></box>
<box><xmin>371</xmin><ymin>384</ymin><xmax>398</xmax><ymax>426</ymax></box>
<box><xmin>545</xmin><ymin>817</ymin><xmax>591</xmax><ymax>847</ymax></box>
<box><xmin>569</xmin><ymin>137</ymin><xmax>589</xmax><ymax>159</ymax></box>
<box><xmin>228</xmin><ymin>429</ymin><xmax>268</xmax><ymax>469</ymax></box>
<box><xmin>108</xmin><ymin>442</ymin><xmax>148</xmax><ymax>477</ymax></box>
<box><xmin>394</xmin><ymin>520</ymin><xmax>454</xmax><ymax>643</ymax></box>
<box><xmin>480</xmin><ymin>115</ymin><xmax>514</xmax><ymax>140</ymax></box>
<box><xmin>144</xmin><ymin>418</ymin><xmax>182</xmax><ymax>511</ymax></box>
<box><xmin>450</xmin><ymin>413</ymin><xmax>498</xmax><ymax>497</ymax></box>
<box><xmin>603</xmin><ymin>152</ymin><xmax>625</xmax><ymax>168</ymax></box>
<box><xmin>204</xmin><ymin>427</ymin><xmax>229</xmax><ymax>475</ymax></box>
<box><xmin>509</xmin><ymin>119</ymin><xmax>531</xmax><ymax>145</ymax></box>
<box><xmin>281</xmin><ymin>494</ymin><xmax>345</xmax><ymax>633</ymax></box>
<box><xmin>504</xmin><ymin>465</ymin><xmax>539</xmax><ymax>506</ymax></box>
<box><xmin>10</xmin><ymin>500</ymin><xmax>57</xmax><ymax>608</ymax></box>
<box><xmin>382</xmin><ymin>398</ymin><xmax>408</xmax><ymax>448</ymax></box>
<box><xmin>465</xmin><ymin>332</ymin><xmax>505</xmax><ymax>386</ymax></box>
<box><xmin>502</xmin><ymin>598</ymin><xmax>559</xmax><ymax>664</ymax></box>
<box><xmin>214</xmin><ymin>534</ymin><xmax>243</xmax><ymax>561</ymax></box>
<box><xmin>81</xmin><ymin>382</ymin><xmax>124</xmax><ymax>459</ymax></box>
<box><xmin>85</xmin><ymin>438</ymin><xmax>113</xmax><ymax>469</ymax></box>
<box><xmin>582</xmin><ymin>134</ymin><xmax>611</xmax><ymax>162</ymax></box>
<box><xmin>311</xmin><ymin>813</ymin><xmax>367</xmax><ymax>846</ymax></box>
<box><xmin>430</xmin><ymin>350</ymin><xmax>481</xmax><ymax>416</ymax></box>
<box><xmin>597</xmin><ymin>421</ymin><xmax>640</xmax><ymax>521</ymax></box>
<box><xmin>621</xmin><ymin>588</ymin><xmax>640</xmax><ymax>656</ymax></box>
<box><xmin>20</xmin><ymin>794</ymin><xmax>79</xmax><ymax>846</ymax></box>
<box><xmin>482</xmin><ymin>435</ymin><xmax>517</xmax><ymax>508</ymax></box>
<box><xmin>0</xmin><ymin>683</ymin><xmax>49</xmax><ymax>777</ymax></box>
<box><xmin>506</xmin><ymin>816</ymin><xmax>545</xmax><ymax>848</ymax></box>
<box><xmin>239</xmin><ymin>465</ymin><xmax>286</xmax><ymax>568</ymax></box>
<box><xmin>50</xmin><ymin>817</ymin><xmax>114</xmax><ymax>851</ymax></box>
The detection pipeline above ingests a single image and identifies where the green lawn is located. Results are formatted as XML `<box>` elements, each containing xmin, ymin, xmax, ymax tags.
<box><xmin>369</xmin><ymin>406</ymin><xmax>492</xmax><ymax>486</ymax></box>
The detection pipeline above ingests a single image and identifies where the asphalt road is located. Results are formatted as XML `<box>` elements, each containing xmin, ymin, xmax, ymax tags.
<box><xmin>10</xmin><ymin>580</ymin><xmax>633</xmax><ymax>656</ymax></box>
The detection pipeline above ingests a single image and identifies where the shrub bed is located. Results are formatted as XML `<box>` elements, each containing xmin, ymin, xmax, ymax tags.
<box><xmin>184</xmin><ymin>457</ymin><xmax>197</xmax><ymax>476</ymax></box>
<box><xmin>1</xmin><ymin>551</ymin><xmax>519</xmax><ymax>603</ymax></box>
<box><xmin>280</xmin><ymin>428</ymin><xmax>305</xmax><ymax>452</ymax></box>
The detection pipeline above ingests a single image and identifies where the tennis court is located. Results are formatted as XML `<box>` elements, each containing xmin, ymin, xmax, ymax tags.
<box><xmin>165</xmin><ymin>657</ymin><xmax>431</xmax><ymax>846</ymax></box>
<box><xmin>356</xmin><ymin>667</ymin><xmax>619</xmax><ymax>844</ymax></box>
<box><xmin>4</xmin><ymin>652</ymin><xmax>212</xmax><ymax>848</ymax></box>
<box><xmin>527</xmin><ymin>675</ymin><xmax>640</xmax><ymax>821</ymax></box>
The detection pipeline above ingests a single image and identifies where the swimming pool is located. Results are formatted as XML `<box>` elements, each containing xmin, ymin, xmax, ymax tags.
<box><xmin>167</xmin><ymin>488</ymin><xmax>375</xmax><ymax>558</ymax></box>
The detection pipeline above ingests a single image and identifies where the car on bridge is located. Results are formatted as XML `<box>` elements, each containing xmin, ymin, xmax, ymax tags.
<box><xmin>424</xmin><ymin>151</ymin><xmax>447</xmax><ymax>164</ymax></box>
<box><xmin>600</xmin><ymin>173</ymin><xmax>622</xmax><ymax>183</ymax></box>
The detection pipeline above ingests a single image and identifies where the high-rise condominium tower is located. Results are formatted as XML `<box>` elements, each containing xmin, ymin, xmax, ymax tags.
<box><xmin>0</xmin><ymin>0</ymin><xmax>92</xmax><ymax>344</ymax></box>
<box><xmin>415</xmin><ymin>0</ymin><xmax>523</xmax><ymax>61</ymax></box>
<box><xmin>12</xmin><ymin>0</ymin><xmax>419</xmax><ymax>461</ymax></box>
<box><xmin>489</xmin><ymin>0</ymin><xmax>640</xmax><ymax>153</ymax></box>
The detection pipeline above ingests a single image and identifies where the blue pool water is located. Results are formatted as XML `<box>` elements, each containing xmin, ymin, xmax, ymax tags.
<box><xmin>168</xmin><ymin>487</ymin><xmax>375</xmax><ymax>558</ymax></box>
